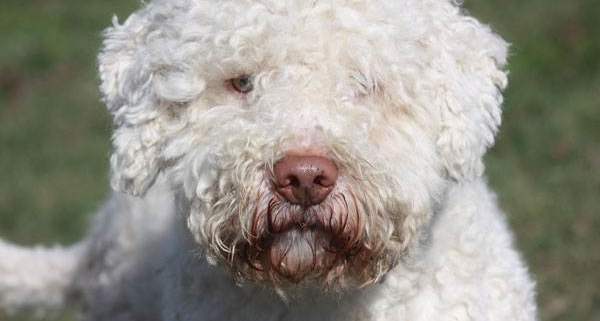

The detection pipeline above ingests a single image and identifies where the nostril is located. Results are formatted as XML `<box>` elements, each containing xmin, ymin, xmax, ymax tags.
<box><xmin>287</xmin><ymin>175</ymin><xmax>300</xmax><ymax>187</ymax></box>
<box><xmin>313</xmin><ymin>175</ymin><xmax>330</xmax><ymax>187</ymax></box>
<box><xmin>314</xmin><ymin>175</ymin><xmax>323</xmax><ymax>185</ymax></box>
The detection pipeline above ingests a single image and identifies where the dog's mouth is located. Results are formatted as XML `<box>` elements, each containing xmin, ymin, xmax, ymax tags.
<box><xmin>233</xmin><ymin>190</ymin><xmax>387</xmax><ymax>287</ymax></box>
<box><xmin>259</xmin><ymin>228</ymin><xmax>361</xmax><ymax>283</ymax></box>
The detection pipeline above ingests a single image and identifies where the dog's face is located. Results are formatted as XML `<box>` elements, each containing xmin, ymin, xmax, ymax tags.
<box><xmin>99</xmin><ymin>0</ymin><xmax>507</xmax><ymax>290</ymax></box>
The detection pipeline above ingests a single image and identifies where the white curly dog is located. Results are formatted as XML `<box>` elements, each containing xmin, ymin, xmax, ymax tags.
<box><xmin>0</xmin><ymin>0</ymin><xmax>537</xmax><ymax>320</ymax></box>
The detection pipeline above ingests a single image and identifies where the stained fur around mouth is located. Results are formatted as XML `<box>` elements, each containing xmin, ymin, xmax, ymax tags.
<box><xmin>230</xmin><ymin>186</ymin><xmax>394</xmax><ymax>288</ymax></box>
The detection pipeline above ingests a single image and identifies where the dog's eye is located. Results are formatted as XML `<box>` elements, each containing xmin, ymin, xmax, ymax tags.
<box><xmin>229</xmin><ymin>75</ymin><xmax>254</xmax><ymax>94</ymax></box>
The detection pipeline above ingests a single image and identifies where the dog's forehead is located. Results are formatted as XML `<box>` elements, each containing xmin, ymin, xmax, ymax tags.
<box><xmin>151</xmin><ymin>0</ymin><xmax>411</xmax><ymax>66</ymax></box>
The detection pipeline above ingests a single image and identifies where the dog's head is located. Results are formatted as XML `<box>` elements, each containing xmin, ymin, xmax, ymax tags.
<box><xmin>99</xmin><ymin>0</ymin><xmax>507</xmax><ymax>290</ymax></box>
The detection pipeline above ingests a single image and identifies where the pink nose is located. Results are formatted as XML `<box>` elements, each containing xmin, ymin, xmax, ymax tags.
<box><xmin>273</xmin><ymin>155</ymin><xmax>338</xmax><ymax>206</ymax></box>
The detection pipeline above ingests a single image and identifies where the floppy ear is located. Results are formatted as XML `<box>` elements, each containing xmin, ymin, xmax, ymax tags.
<box><xmin>99</xmin><ymin>2</ymin><xmax>210</xmax><ymax>196</ymax></box>
<box><xmin>434</xmin><ymin>11</ymin><xmax>509</xmax><ymax>181</ymax></box>
<box><xmin>99</xmin><ymin>11</ymin><xmax>161</xmax><ymax>196</ymax></box>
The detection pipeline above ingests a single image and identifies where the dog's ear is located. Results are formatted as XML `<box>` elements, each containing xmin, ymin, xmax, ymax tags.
<box><xmin>433</xmin><ymin>11</ymin><xmax>509</xmax><ymax>181</ymax></box>
<box><xmin>99</xmin><ymin>11</ymin><xmax>161</xmax><ymax>196</ymax></box>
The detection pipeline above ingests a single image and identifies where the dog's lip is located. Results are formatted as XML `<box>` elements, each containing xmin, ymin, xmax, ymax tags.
<box><xmin>269</xmin><ymin>210</ymin><xmax>318</xmax><ymax>234</ymax></box>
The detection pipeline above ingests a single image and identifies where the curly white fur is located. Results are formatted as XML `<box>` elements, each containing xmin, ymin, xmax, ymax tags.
<box><xmin>0</xmin><ymin>0</ymin><xmax>537</xmax><ymax>320</ymax></box>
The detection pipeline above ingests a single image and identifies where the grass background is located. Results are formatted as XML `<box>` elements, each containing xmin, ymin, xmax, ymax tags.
<box><xmin>0</xmin><ymin>0</ymin><xmax>598</xmax><ymax>320</ymax></box>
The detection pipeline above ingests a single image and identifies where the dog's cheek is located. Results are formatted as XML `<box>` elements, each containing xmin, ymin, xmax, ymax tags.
<box><xmin>365</xmin><ymin>113</ymin><xmax>447</xmax><ymax>248</ymax></box>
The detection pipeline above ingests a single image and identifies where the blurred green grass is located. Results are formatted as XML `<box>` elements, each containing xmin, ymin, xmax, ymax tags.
<box><xmin>0</xmin><ymin>0</ymin><xmax>598</xmax><ymax>320</ymax></box>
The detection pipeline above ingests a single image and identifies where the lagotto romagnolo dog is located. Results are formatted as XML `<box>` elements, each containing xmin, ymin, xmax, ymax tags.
<box><xmin>0</xmin><ymin>0</ymin><xmax>538</xmax><ymax>320</ymax></box>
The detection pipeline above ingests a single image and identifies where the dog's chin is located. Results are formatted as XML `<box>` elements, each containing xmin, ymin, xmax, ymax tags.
<box><xmin>270</xmin><ymin>227</ymin><xmax>366</xmax><ymax>283</ymax></box>
<box><xmin>267</xmin><ymin>228</ymin><xmax>338</xmax><ymax>282</ymax></box>
<box><xmin>231</xmin><ymin>195</ymin><xmax>392</xmax><ymax>289</ymax></box>
<box><xmin>238</xmin><ymin>226</ymin><xmax>372</xmax><ymax>288</ymax></box>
